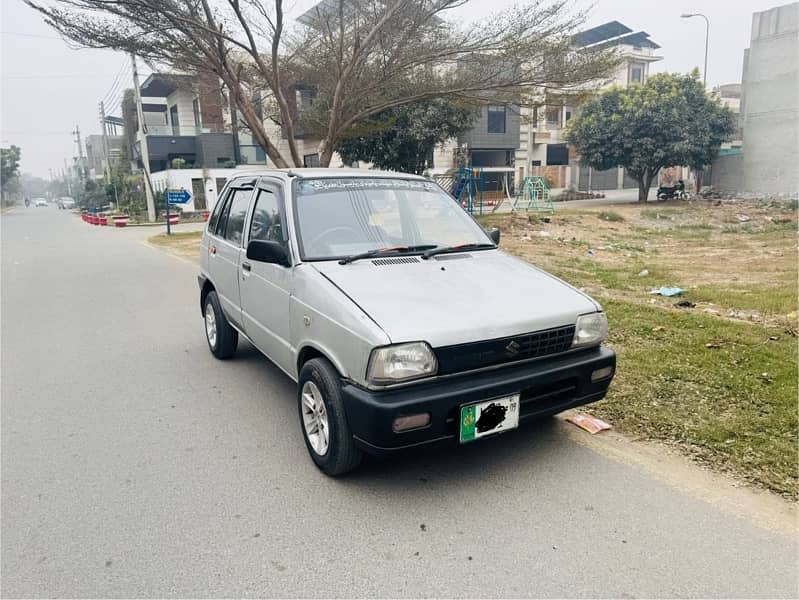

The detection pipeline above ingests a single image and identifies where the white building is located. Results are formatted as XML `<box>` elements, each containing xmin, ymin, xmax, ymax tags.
<box><xmin>150</xmin><ymin>167</ymin><xmax>244</xmax><ymax>213</ymax></box>
<box><xmin>515</xmin><ymin>21</ymin><xmax>663</xmax><ymax>192</ymax></box>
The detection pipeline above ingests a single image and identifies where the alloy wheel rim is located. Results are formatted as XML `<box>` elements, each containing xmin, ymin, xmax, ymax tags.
<box><xmin>205</xmin><ymin>303</ymin><xmax>217</xmax><ymax>348</ymax></box>
<box><xmin>301</xmin><ymin>381</ymin><xmax>329</xmax><ymax>455</ymax></box>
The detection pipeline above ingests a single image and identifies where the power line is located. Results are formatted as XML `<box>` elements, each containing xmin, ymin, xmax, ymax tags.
<box><xmin>101</xmin><ymin>59</ymin><xmax>131</xmax><ymax>104</ymax></box>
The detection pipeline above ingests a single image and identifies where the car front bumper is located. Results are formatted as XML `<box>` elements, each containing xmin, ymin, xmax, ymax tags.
<box><xmin>341</xmin><ymin>345</ymin><xmax>616</xmax><ymax>454</ymax></box>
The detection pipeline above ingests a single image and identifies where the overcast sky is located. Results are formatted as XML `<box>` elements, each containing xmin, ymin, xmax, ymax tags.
<box><xmin>0</xmin><ymin>0</ymin><xmax>784</xmax><ymax>177</ymax></box>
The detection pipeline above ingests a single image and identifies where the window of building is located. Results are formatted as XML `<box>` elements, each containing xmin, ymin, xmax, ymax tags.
<box><xmin>169</xmin><ymin>104</ymin><xmax>179</xmax><ymax>135</ymax></box>
<box><xmin>215</xmin><ymin>178</ymin><xmax>227</xmax><ymax>195</ymax></box>
<box><xmin>192</xmin><ymin>97</ymin><xmax>201</xmax><ymax>128</ymax></box>
<box><xmin>487</xmin><ymin>105</ymin><xmax>506</xmax><ymax>133</ymax></box>
<box><xmin>303</xmin><ymin>153</ymin><xmax>320</xmax><ymax>167</ymax></box>
<box><xmin>545</xmin><ymin>106</ymin><xmax>561</xmax><ymax>126</ymax></box>
<box><xmin>565</xmin><ymin>110</ymin><xmax>572</xmax><ymax>122</ymax></box>
<box><xmin>629</xmin><ymin>63</ymin><xmax>644</xmax><ymax>84</ymax></box>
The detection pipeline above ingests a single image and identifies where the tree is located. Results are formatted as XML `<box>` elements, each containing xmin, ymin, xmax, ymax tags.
<box><xmin>27</xmin><ymin>0</ymin><xmax>618</xmax><ymax>168</ymax></box>
<box><xmin>1</xmin><ymin>145</ymin><xmax>21</xmax><ymax>205</ymax></box>
<box><xmin>565</xmin><ymin>72</ymin><xmax>735</xmax><ymax>201</ymax></box>
<box><xmin>336</xmin><ymin>98</ymin><xmax>477</xmax><ymax>174</ymax></box>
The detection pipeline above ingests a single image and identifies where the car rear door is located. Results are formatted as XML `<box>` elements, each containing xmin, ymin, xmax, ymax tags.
<box><xmin>206</xmin><ymin>180</ymin><xmax>256</xmax><ymax>330</ymax></box>
<box><xmin>238</xmin><ymin>179</ymin><xmax>294</xmax><ymax>375</ymax></box>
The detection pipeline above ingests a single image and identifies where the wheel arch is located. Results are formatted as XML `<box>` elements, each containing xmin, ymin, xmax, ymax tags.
<box><xmin>296</xmin><ymin>343</ymin><xmax>347</xmax><ymax>380</ymax></box>
<box><xmin>200</xmin><ymin>278</ymin><xmax>216</xmax><ymax>316</ymax></box>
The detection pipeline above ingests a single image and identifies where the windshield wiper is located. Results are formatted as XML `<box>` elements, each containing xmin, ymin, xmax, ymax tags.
<box><xmin>338</xmin><ymin>244</ymin><xmax>438</xmax><ymax>265</ymax></box>
<box><xmin>421</xmin><ymin>243</ymin><xmax>496</xmax><ymax>260</ymax></box>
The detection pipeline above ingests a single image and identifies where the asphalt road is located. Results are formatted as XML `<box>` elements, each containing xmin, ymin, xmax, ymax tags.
<box><xmin>2</xmin><ymin>206</ymin><xmax>797</xmax><ymax>598</ymax></box>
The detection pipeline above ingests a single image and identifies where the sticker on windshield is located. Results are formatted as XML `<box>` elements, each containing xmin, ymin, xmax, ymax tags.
<box><xmin>299</xmin><ymin>178</ymin><xmax>439</xmax><ymax>195</ymax></box>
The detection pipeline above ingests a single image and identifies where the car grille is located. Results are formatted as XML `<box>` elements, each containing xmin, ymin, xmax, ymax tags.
<box><xmin>434</xmin><ymin>325</ymin><xmax>576</xmax><ymax>375</ymax></box>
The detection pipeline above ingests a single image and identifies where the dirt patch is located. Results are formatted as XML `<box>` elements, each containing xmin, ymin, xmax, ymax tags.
<box><xmin>147</xmin><ymin>231</ymin><xmax>202</xmax><ymax>261</ymax></box>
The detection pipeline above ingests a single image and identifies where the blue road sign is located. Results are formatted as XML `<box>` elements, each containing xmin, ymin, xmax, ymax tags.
<box><xmin>166</xmin><ymin>189</ymin><xmax>192</xmax><ymax>204</ymax></box>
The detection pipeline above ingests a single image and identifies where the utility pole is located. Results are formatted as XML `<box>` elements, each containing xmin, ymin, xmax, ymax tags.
<box><xmin>63</xmin><ymin>158</ymin><xmax>72</xmax><ymax>196</ymax></box>
<box><xmin>99</xmin><ymin>101</ymin><xmax>112</xmax><ymax>183</ymax></box>
<box><xmin>72</xmin><ymin>125</ymin><xmax>86</xmax><ymax>183</ymax></box>
<box><xmin>131</xmin><ymin>52</ymin><xmax>156</xmax><ymax>222</ymax></box>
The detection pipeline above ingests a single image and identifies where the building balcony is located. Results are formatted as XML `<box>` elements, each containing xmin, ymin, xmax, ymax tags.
<box><xmin>144</xmin><ymin>124</ymin><xmax>214</xmax><ymax>136</ymax></box>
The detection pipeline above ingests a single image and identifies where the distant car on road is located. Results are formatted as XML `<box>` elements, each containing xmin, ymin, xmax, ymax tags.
<box><xmin>34</xmin><ymin>198</ymin><xmax>48</xmax><ymax>207</ymax></box>
<box><xmin>198</xmin><ymin>168</ymin><xmax>615</xmax><ymax>476</ymax></box>
<box><xmin>58</xmin><ymin>197</ymin><xmax>76</xmax><ymax>210</ymax></box>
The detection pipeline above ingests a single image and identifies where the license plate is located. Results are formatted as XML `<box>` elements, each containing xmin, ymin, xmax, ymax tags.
<box><xmin>459</xmin><ymin>394</ymin><xmax>520</xmax><ymax>443</ymax></box>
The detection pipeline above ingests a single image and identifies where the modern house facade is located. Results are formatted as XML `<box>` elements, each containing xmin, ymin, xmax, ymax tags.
<box><xmin>515</xmin><ymin>21</ymin><xmax>663</xmax><ymax>192</ymax></box>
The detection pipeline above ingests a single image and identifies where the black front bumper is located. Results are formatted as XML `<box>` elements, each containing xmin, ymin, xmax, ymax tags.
<box><xmin>341</xmin><ymin>346</ymin><xmax>616</xmax><ymax>454</ymax></box>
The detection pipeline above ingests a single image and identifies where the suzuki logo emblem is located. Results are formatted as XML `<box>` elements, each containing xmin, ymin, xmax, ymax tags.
<box><xmin>504</xmin><ymin>340</ymin><xmax>521</xmax><ymax>357</ymax></box>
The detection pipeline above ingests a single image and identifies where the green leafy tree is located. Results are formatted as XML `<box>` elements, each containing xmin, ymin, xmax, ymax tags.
<box><xmin>336</xmin><ymin>99</ymin><xmax>478</xmax><ymax>174</ymax></box>
<box><xmin>1</xmin><ymin>145</ymin><xmax>21</xmax><ymax>205</ymax></box>
<box><xmin>565</xmin><ymin>72</ymin><xmax>735</xmax><ymax>201</ymax></box>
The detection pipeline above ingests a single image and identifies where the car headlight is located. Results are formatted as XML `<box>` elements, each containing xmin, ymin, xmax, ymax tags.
<box><xmin>367</xmin><ymin>342</ymin><xmax>438</xmax><ymax>384</ymax></box>
<box><xmin>573</xmin><ymin>312</ymin><xmax>608</xmax><ymax>347</ymax></box>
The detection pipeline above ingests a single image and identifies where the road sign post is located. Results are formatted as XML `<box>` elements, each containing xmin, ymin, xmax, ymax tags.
<box><xmin>165</xmin><ymin>189</ymin><xmax>192</xmax><ymax>236</ymax></box>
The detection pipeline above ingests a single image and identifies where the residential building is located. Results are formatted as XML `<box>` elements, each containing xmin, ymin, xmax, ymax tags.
<box><xmin>126</xmin><ymin>72</ymin><xmax>267</xmax><ymax>173</ymax></box>
<box><xmin>515</xmin><ymin>21</ymin><xmax>663</xmax><ymax>192</ymax></box>
<box><xmin>717</xmin><ymin>83</ymin><xmax>743</xmax><ymax>147</ymax></box>
<box><xmin>84</xmin><ymin>134</ymin><xmax>124</xmax><ymax>180</ymax></box>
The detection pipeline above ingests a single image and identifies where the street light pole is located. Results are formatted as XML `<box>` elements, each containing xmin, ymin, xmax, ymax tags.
<box><xmin>681</xmin><ymin>13</ymin><xmax>710</xmax><ymax>87</ymax></box>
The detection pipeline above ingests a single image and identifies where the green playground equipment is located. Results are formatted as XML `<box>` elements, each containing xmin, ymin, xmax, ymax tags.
<box><xmin>513</xmin><ymin>175</ymin><xmax>554</xmax><ymax>212</ymax></box>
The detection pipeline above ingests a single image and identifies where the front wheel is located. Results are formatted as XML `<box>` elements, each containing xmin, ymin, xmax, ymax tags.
<box><xmin>298</xmin><ymin>358</ymin><xmax>362</xmax><ymax>476</ymax></box>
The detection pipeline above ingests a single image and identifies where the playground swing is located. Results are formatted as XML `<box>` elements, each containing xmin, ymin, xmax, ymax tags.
<box><xmin>513</xmin><ymin>175</ymin><xmax>554</xmax><ymax>212</ymax></box>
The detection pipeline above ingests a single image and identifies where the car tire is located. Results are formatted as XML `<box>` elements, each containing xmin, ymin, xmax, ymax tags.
<box><xmin>203</xmin><ymin>290</ymin><xmax>237</xmax><ymax>359</ymax></box>
<box><xmin>298</xmin><ymin>358</ymin><xmax>362</xmax><ymax>476</ymax></box>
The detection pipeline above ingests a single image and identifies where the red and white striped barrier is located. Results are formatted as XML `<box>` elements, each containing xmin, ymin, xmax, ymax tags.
<box><xmin>112</xmin><ymin>215</ymin><xmax>129</xmax><ymax>228</ymax></box>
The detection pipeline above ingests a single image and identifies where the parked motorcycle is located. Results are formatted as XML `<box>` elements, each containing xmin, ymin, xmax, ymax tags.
<box><xmin>657</xmin><ymin>180</ymin><xmax>688</xmax><ymax>201</ymax></box>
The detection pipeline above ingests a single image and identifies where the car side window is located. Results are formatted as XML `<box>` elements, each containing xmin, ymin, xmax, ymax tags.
<box><xmin>213</xmin><ymin>191</ymin><xmax>234</xmax><ymax>237</ymax></box>
<box><xmin>249</xmin><ymin>188</ymin><xmax>285</xmax><ymax>245</ymax></box>
<box><xmin>207</xmin><ymin>187</ymin><xmax>229</xmax><ymax>233</ymax></box>
<box><xmin>223</xmin><ymin>188</ymin><xmax>254</xmax><ymax>246</ymax></box>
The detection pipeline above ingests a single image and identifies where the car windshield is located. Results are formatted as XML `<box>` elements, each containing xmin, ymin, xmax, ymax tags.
<box><xmin>294</xmin><ymin>178</ymin><xmax>492</xmax><ymax>260</ymax></box>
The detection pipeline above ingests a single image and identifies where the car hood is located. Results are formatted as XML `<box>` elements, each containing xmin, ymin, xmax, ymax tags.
<box><xmin>311</xmin><ymin>250</ymin><xmax>600</xmax><ymax>347</ymax></box>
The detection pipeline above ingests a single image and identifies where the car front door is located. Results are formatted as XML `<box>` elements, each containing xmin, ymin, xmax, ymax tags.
<box><xmin>206</xmin><ymin>183</ymin><xmax>255</xmax><ymax>330</ymax></box>
<box><xmin>239</xmin><ymin>180</ymin><xmax>294</xmax><ymax>375</ymax></box>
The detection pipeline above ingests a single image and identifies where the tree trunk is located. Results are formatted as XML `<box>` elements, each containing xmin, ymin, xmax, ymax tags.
<box><xmin>318</xmin><ymin>140</ymin><xmax>335</xmax><ymax>168</ymax></box>
<box><xmin>637</xmin><ymin>177</ymin><xmax>650</xmax><ymax>202</ymax></box>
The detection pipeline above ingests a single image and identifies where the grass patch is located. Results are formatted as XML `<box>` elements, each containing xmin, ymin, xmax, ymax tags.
<box><xmin>596</xmin><ymin>299</ymin><xmax>798</xmax><ymax>498</ymax></box>
<box><xmin>597</xmin><ymin>210</ymin><xmax>625</xmax><ymax>222</ymax></box>
<box><xmin>148</xmin><ymin>231</ymin><xmax>202</xmax><ymax>259</ymax></box>
<box><xmin>640</xmin><ymin>208</ymin><xmax>681</xmax><ymax>220</ymax></box>
<box><xmin>690</xmin><ymin>284</ymin><xmax>798</xmax><ymax>316</ymax></box>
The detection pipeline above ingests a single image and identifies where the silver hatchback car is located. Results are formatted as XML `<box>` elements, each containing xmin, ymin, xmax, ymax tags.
<box><xmin>199</xmin><ymin>168</ymin><xmax>615</xmax><ymax>475</ymax></box>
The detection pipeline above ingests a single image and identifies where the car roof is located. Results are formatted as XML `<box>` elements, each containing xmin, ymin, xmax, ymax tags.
<box><xmin>227</xmin><ymin>167</ymin><xmax>428</xmax><ymax>184</ymax></box>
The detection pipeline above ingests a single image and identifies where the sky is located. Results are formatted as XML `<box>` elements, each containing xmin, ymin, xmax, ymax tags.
<box><xmin>0</xmin><ymin>0</ymin><xmax>785</xmax><ymax>177</ymax></box>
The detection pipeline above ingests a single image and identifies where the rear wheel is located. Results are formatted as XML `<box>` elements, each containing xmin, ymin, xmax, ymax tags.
<box><xmin>203</xmin><ymin>290</ymin><xmax>238</xmax><ymax>359</ymax></box>
<box><xmin>298</xmin><ymin>358</ymin><xmax>362</xmax><ymax>476</ymax></box>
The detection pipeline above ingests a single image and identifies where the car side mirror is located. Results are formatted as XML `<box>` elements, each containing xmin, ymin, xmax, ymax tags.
<box><xmin>488</xmin><ymin>227</ymin><xmax>500</xmax><ymax>245</ymax></box>
<box><xmin>246</xmin><ymin>240</ymin><xmax>290</xmax><ymax>267</ymax></box>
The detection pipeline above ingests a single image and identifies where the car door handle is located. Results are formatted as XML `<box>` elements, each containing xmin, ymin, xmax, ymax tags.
<box><xmin>242</xmin><ymin>262</ymin><xmax>251</xmax><ymax>272</ymax></box>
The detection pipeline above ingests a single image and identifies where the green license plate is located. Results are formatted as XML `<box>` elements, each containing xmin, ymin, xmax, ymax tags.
<box><xmin>459</xmin><ymin>394</ymin><xmax>520</xmax><ymax>443</ymax></box>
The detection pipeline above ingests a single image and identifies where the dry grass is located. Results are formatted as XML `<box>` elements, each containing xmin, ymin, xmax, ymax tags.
<box><xmin>148</xmin><ymin>231</ymin><xmax>203</xmax><ymax>260</ymax></box>
<box><xmin>480</xmin><ymin>199</ymin><xmax>798</xmax><ymax>498</ymax></box>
